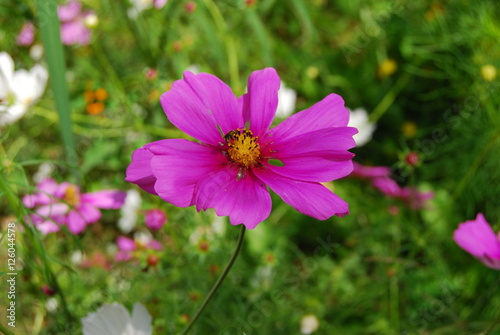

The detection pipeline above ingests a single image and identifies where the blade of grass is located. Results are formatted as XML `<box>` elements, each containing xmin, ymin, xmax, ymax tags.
<box><xmin>36</xmin><ymin>0</ymin><xmax>79</xmax><ymax>182</ymax></box>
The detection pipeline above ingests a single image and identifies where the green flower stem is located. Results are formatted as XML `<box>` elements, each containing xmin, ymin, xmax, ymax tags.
<box><xmin>370</xmin><ymin>71</ymin><xmax>412</xmax><ymax>123</ymax></box>
<box><xmin>0</xmin><ymin>322</ymin><xmax>16</xmax><ymax>335</ymax></box>
<box><xmin>180</xmin><ymin>225</ymin><xmax>246</xmax><ymax>335</ymax></box>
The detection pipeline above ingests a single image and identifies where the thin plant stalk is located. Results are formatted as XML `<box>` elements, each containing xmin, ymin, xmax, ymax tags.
<box><xmin>180</xmin><ymin>225</ymin><xmax>246</xmax><ymax>335</ymax></box>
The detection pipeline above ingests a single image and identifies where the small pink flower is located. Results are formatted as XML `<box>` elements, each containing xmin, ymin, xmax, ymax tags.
<box><xmin>58</xmin><ymin>0</ymin><xmax>95</xmax><ymax>45</ymax></box>
<box><xmin>453</xmin><ymin>213</ymin><xmax>500</xmax><ymax>270</ymax></box>
<box><xmin>17</xmin><ymin>22</ymin><xmax>35</xmax><ymax>46</ymax></box>
<box><xmin>145</xmin><ymin>209</ymin><xmax>167</xmax><ymax>230</ymax></box>
<box><xmin>115</xmin><ymin>235</ymin><xmax>162</xmax><ymax>262</ymax></box>
<box><xmin>126</xmin><ymin>68</ymin><xmax>357</xmax><ymax>229</ymax></box>
<box><xmin>23</xmin><ymin>178</ymin><xmax>126</xmax><ymax>234</ymax></box>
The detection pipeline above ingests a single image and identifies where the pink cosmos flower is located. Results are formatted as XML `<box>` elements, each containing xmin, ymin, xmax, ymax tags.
<box><xmin>372</xmin><ymin>177</ymin><xmax>433</xmax><ymax>210</ymax></box>
<box><xmin>17</xmin><ymin>22</ymin><xmax>35</xmax><ymax>46</ymax></box>
<box><xmin>115</xmin><ymin>235</ymin><xmax>162</xmax><ymax>262</ymax></box>
<box><xmin>23</xmin><ymin>178</ymin><xmax>126</xmax><ymax>234</ymax></box>
<box><xmin>145</xmin><ymin>209</ymin><xmax>167</xmax><ymax>230</ymax></box>
<box><xmin>126</xmin><ymin>68</ymin><xmax>357</xmax><ymax>229</ymax></box>
<box><xmin>58</xmin><ymin>0</ymin><xmax>95</xmax><ymax>45</ymax></box>
<box><xmin>453</xmin><ymin>213</ymin><xmax>500</xmax><ymax>270</ymax></box>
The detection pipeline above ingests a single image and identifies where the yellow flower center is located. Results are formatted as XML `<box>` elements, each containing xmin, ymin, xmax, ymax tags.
<box><xmin>225</xmin><ymin>128</ymin><xmax>261</xmax><ymax>167</ymax></box>
<box><xmin>64</xmin><ymin>185</ymin><xmax>80</xmax><ymax>206</ymax></box>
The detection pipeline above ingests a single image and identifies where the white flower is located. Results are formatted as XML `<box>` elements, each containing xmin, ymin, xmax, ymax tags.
<box><xmin>134</xmin><ymin>230</ymin><xmax>153</xmax><ymax>245</ymax></box>
<box><xmin>29</xmin><ymin>44</ymin><xmax>44</xmax><ymax>61</ymax></box>
<box><xmin>33</xmin><ymin>162</ymin><xmax>55</xmax><ymax>183</ymax></box>
<box><xmin>84</xmin><ymin>13</ymin><xmax>99</xmax><ymax>28</ymax></box>
<box><xmin>127</xmin><ymin>0</ymin><xmax>167</xmax><ymax>18</ymax></box>
<box><xmin>186</xmin><ymin>64</ymin><xmax>201</xmax><ymax>74</ymax></box>
<box><xmin>46</xmin><ymin>297</ymin><xmax>59</xmax><ymax>313</ymax></box>
<box><xmin>117</xmin><ymin>189</ymin><xmax>142</xmax><ymax>233</ymax></box>
<box><xmin>0</xmin><ymin>52</ymin><xmax>48</xmax><ymax>127</ymax></box>
<box><xmin>300</xmin><ymin>314</ymin><xmax>319</xmax><ymax>334</ymax></box>
<box><xmin>275</xmin><ymin>81</ymin><xmax>296</xmax><ymax>118</ymax></box>
<box><xmin>211</xmin><ymin>215</ymin><xmax>226</xmax><ymax>236</ymax></box>
<box><xmin>347</xmin><ymin>108</ymin><xmax>376</xmax><ymax>147</ymax></box>
<box><xmin>128</xmin><ymin>0</ymin><xmax>153</xmax><ymax>18</ymax></box>
<box><xmin>70</xmin><ymin>250</ymin><xmax>84</xmax><ymax>265</ymax></box>
<box><xmin>82</xmin><ymin>302</ymin><xmax>152</xmax><ymax>335</ymax></box>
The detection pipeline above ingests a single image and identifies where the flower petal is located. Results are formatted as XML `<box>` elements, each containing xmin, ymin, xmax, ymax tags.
<box><xmin>253</xmin><ymin>169</ymin><xmax>349</xmax><ymax>220</ymax></box>
<box><xmin>75</xmin><ymin>203</ymin><xmax>102</xmax><ymax>224</ymax></box>
<box><xmin>60</xmin><ymin>21</ymin><xmax>91</xmax><ymax>45</ymax></box>
<box><xmin>58</xmin><ymin>0</ymin><xmax>82</xmax><ymax>22</ymax></box>
<box><xmin>67</xmin><ymin>209</ymin><xmax>88</xmax><ymax>234</ymax></box>
<box><xmin>115</xmin><ymin>250</ymin><xmax>132</xmax><ymax>262</ymax></box>
<box><xmin>130</xmin><ymin>303</ymin><xmax>153</xmax><ymax>335</ymax></box>
<box><xmin>0</xmin><ymin>104</ymin><xmax>27</xmax><ymax>127</ymax></box>
<box><xmin>36</xmin><ymin>220</ymin><xmax>61</xmax><ymax>235</ymax></box>
<box><xmin>372</xmin><ymin>177</ymin><xmax>401</xmax><ymax>197</ymax></box>
<box><xmin>240</xmin><ymin>68</ymin><xmax>280</xmax><ymax>136</ymax></box>
<box><xmin>192</xmin><ymin>168</ymin><xmax>271</xmax><ymax>229</ymax></box>
<box><xmin>350</xmin><ymin>162</ymin><xmax>391</xmax><ymax>179</ymax></box>
<box><xmin>17</xmin><ymin>22</ymin><xmax>35</xmax><ymax>46</ymax></box>
<box><xmin>348</xmin><ymin>108</ymin><xmax>376</xmax><ymax>147</ymax></box>
<box><xmin>36</xmin><ymin>203</ymin><xmax>69</xmax><ymax>218</ymax></box>
<box><xmin>149</xmin><ymin>139</ymin><xmax>226</xmax><ymax>207</ymax></box>
<box><xmin>23</xmin><ymin>179</ymin><xmax>60</xmax><ymax>208</ymax></box>
<box><xmin>126</xmin><ymin>141</ymin><xmax>171</xmax><ymax>195</ymax></box>
<box><xmin>0</xmin><ymin>52</ymin><xmax>14</xmax><ymax>97</ymax></box>
<box><xmin>146</xmin><ymin>240</ymin><xmax>162</xmax><ymax>251</ymax></box>
<box><xmin>81</xmin><ymin>190</ymin><xmax>126</xmax><ymax>209</ymax></box>
<box><xmin>82</xmin><ymin>303</ymin><xmax>130</xmax><ymax>335</ymax></box>
<box><xmin>454</xmin><ymin>213</ymin><xmax>500</xmax><ymax>259</ymax></box>
<box><xmin>268</xmin><ymin>93</ymin><xmax>350</xmax><ymax>140</ymax></box>
<box><xmin>154</xmin><ymin>0</ymin><xmax>168</xmax><ymax>8</ymax></box>
<box><xmin>117</xmin><ymin>236</ymin><xmax>136</xmax><ymax>251</ymax></box>
<box><xmin>160</xmin><ymin>71</ymin><xmax>241</xmax><ymax>145</ymax></box>
<box><xmin>261</xmin><ymin>127</ymin><xmax>356</xmax><ymax>182</ymax></box>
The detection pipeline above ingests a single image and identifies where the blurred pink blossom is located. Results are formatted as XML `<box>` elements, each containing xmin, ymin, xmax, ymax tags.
<box><xmin>453</xmin><ymin>213</ymin><xmax>500</xmax><ymax>270</ymax></box>
<box><xmin>17</xmin><ymin>22</ymin><xmax>35</xmax><ymax>46</ymax></box>
<box><xmin>23</xmin><ymin>178</ymin><xmax>126</xmax><ymax>234</ymax></box>
<box><xmin>372</xmin><ymin>176</ymin><xmax>433</xmax><ymax>210</ymax></box>
<box><xmin>350</xmin><ymin>162</ymin><xmax>391</xmax><ymax>179</ymax></box>
<box><xmin>145</xmin><ymin>209</ymin><xmax>167</xmax><ymax>230</ymax></box>
<box><xmin>58</xmin><ymin>0</ymin><xmax>96</xmax><ymax>45</ymax></box>
<box><xmin>154</xmin><ymin>0</ymin><xmax>168</xmax><ymax>8</ymax></box>
<box><xmin>115</xmin><ymin>235</ymin><xmax>162</xmax><ymax>262</ymax></box>
<box><xmin>350</xmin><ymin>162</ymin><xmax>433</xmax><ymax>210</ymax></box>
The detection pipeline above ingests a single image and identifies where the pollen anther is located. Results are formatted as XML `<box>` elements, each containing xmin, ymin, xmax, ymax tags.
<box><xmin>225</xmin><ymin>129</ymin><xmax>261</xmax><ymax>167</ymax></box>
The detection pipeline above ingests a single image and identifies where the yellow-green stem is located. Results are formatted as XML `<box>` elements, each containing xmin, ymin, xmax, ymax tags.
<box><xmin>180</xmin><ymin>225</ymin><xmax>246</xmax><ymax>335</ymax></box>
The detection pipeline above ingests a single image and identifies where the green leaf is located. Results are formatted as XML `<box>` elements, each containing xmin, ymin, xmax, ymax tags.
<box><xmin>36</xmin><ymin>0</ymin><xmax>79</xmax><ymax>182</ymax></box>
